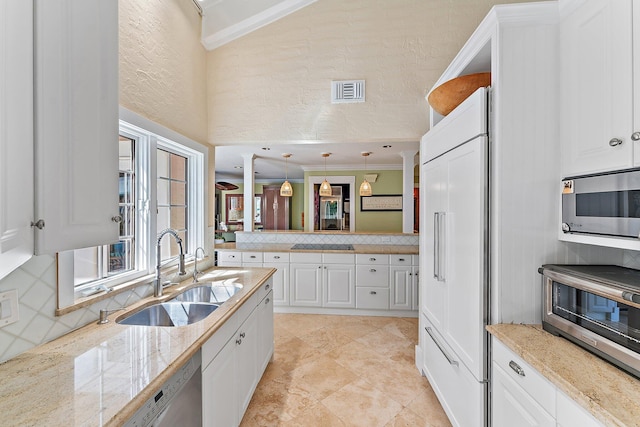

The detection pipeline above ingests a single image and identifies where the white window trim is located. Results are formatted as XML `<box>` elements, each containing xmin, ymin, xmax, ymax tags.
<box><xmin>57</xmin><ymin>108</ymin><xmax>208</xmax><ymax>309</ymax></box>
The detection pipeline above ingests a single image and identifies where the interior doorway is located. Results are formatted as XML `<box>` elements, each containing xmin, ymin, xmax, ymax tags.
<box><xmin>262</xmin><ymin>185</ymin><xmax>290</xmax><ymax>231</ymax></box>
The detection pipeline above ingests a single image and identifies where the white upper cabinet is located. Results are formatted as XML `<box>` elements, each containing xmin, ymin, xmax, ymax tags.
<box><xmin>34</xmin><ymin>0</ymin><xmax>119</xmax><ymax>254</ymax></box>
<box><xmin>0</xmin><ymin>0</ymin><xmax>34</xmax><ymax>280</ymax></box>
<box><xmin>560</xmin><ymin>0</ymin><xmax>635</xmax><ymax>176</ymax></box>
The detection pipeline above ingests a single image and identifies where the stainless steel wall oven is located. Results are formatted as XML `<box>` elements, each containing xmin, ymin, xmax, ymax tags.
<box><xmin>540</xmin><ymin>264</ymin><xmax>640</xmax><ymax>378</ymax></box>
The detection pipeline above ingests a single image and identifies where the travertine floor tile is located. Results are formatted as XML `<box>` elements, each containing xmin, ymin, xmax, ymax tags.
<box><xmin>241</xmin><ymin>314</ymin><xmax>451</xmax><ymax>427</ymax></box>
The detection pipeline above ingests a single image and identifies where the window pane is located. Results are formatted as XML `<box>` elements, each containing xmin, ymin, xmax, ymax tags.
<box><xmin>170</xmin><ymin>154</ymin><xmax>186</xmax><ymax>180</ymax></box>
<box><xmin>157</xmin><ymin>149</ymin><xmax>170</xmax><ymax>178</ymax></box>
<box><xmin>158</xmin><ymin>178</ymin><xmax>170</xmax><ymax>205</ymax></box>
<box><xmin>171</xmin><ymin>181</ymin><xmax>186</xmax><ymax>205</ymax></box>
<box><xmin>170</xmin><ymin>206</ymin><xmax>187</xmax><ymax>230</ymax></box>
<box><xmin>119</xmin><ymin>136</ymin><xmax>134</xmax><ymax>171</ymax></box>
<box><xmin>108</xmin><ymin>240</ymin><xmax>132</xmax><ymax>275</ymax></box>
<box><xmin>157</xmin><ymin>206</ymin><xmax>170</xmax><ymax>231</ymax></box>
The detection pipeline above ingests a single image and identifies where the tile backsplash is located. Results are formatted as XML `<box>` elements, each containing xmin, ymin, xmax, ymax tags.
<box><xmin>235</xmin><ymin>231</ymin><xmax>419</xmax><ymax>246</ymax></box>
<box><xmin>0</xmin><ymin>226</ymin><xmax>215</xmax><ymax>363</ymax></box>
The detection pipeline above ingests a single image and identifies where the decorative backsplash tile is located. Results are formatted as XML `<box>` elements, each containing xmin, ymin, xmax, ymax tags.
<box><xmin>236</xmin><ymin>232</ymin><xmax>419</xmax><ymax>246</ymax></box>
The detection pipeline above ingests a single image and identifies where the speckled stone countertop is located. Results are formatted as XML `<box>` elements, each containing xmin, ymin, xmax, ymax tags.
<box><xmin>488</xmin><ymin>324</ymin><xmax>640</xmax><ymax>427</ymax></box>
<box><xmin>215</xmin><ymin>242</ymin><xmax>419</xmax><ymax>255</ymax></box>
<box><xmin>0</xmin><ymin>267</ymin><xmax>275</xmax><ymax>427</ymax></box>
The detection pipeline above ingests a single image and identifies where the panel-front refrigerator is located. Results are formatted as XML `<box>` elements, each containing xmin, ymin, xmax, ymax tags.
<box><xmin>419</xmin><ymin>87</ymin><xmax>489</xmax><ymax>427</ymax></box>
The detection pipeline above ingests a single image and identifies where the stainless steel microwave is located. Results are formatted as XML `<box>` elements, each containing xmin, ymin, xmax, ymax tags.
<box><xmin>540</xmin><ymin>264</ymin><xmax>640</xmax><ymax>378</ymax></box>
<box><xmin>562</xmin><ymin>168</ymin><xmax>640</xmax><ymax>238</ymax></box>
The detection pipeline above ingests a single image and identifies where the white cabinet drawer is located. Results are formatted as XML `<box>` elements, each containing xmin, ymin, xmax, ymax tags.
<box><xmin>356</xmin><ymin>265</ymin><xmax>389</xmax><ymax>287</ymax></box>
<box><xmin>323</xmin><ymin>253</ymin><xmax>355</xmax><ymax>264</ymax></box>
<box><xmin>217</xmin><ymin>251</ymin><xmax>241</xmax><ymax>265</ymax></box>
<box><xmin>422</xmin><ymin>315</ymin><xmax>484</xmax><ymax>427</ymax></box>
<box><xmin>356</xmin><ymin>254</ymin><xmax>389</xmax><ymax>265</ymax></box>
<box><xmin>389</xmin><ymin>255</ymin><xmax>412</xmax><ymax>266</ymax></box>
<box><xmin>356</xmin><ymin>287</ymin><xmax>389</xmax><ymax>310</ymax></box>
<box><xmin>202</xmin><ymin>311</ymin><xmax>238</xmax><ymax>369</ymax></box>
<box><xmin>242</xmin><ymin>252</ymin><xmax>263</xmax><ymax>263</ymax></box>
<box><xmin>263</xmin><ymin>252</ymin><xmax>289</xmax><ymax>263</ymax></box>
<box><xmin>492</xmin><ymin>338</ymin><xmax>556</xmax><ymax>416</ymax></box>
<box><xmin>290</xmin><ymin>252</ymin><xmax>322</xmax><ymax>263</ymax></box>
<box><xmin>257</xmin><ymin>277</ymin><xmax>273</xmax><ymax>302</ymax></box>
<box><xmin>492</xmin><ymin>361</ymin><xmax>555</xmax><ymax>427</ymax></box>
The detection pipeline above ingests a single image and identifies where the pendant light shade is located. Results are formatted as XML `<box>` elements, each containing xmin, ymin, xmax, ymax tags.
<box><xmin>359</xmin><ymin>152</ymin><xmax>373</xmax><ymax>196</ymax></box>
<box><xmin>319</xmin><ymin>152</ymin><xmax>333</xmax><ymax>196</ymax></box>
<box><xmin>280</xmin><ymin>153</ymin><xmax>293</xmax><ymax>197</ymax></box>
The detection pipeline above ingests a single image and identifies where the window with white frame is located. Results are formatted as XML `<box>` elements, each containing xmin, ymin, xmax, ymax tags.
<box><xmin>57</xmin><ymin>117</ymin><xmax>206</xmax><ymax>302</ymax></box>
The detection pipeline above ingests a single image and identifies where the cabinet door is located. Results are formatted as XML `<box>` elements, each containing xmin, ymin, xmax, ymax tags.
<box><xmin>257</xmin><ymin>291</ymin><xmax>274</xmax><ymax>374</ymax></box>
<box><xmin>560</xmin><ymin>0</ymin><xmax>633</xmax><ymax>175</ymax></box>
<box><xmin>0</xmin><ymin>0</ymin><xmax>34</xmax><ymax>280</ymax></box>
<box><xmin>202</xmin><ymin>338</ymin><xmax>238</xmax><ymax>427</ymax></box>
<box><xmin>323</xmin><ymin>264</ymin><xmax>355</xmax><ymax>308</ymax></box>
<box><xmin>263</xmin><ymin>262</ymin><xmax>289</xmax><ymax>306</ymax></box>
<box><xmin>556</xmin><ymin>389</ymin><xmax>603</xmax><ymax>427</ymax></box>
<box><xmin>236</xmin><ymin>306</ymin><xmax>259</xmax><ymax>420</ymax></box>
<box><xmin>390</xmin><ymin>266</ymin><xmax>412</xmax><ymax>310</ymax></box>
<box><xmin>421</xmin><ymin>155</ymin><xmax>447</xmax><ymax>330</ymax></box>
<box><xmin>492</xmin><ymin>362</ymin><xmax>555</xmax><ymax>427</ymax></box>
<box><xmin>290</xmin><ymin>263</ymin><xmax>322</xmax><ymax>306</ymax></box>
<box><xmin>442</xmin><ymin>137</ymin><xmax>487</xmax><ymax>379</ymax></box>
<box><xmin>34</xmin><ymin>0</ymin><xmax>119</xmax><ymax>254</ymax></box>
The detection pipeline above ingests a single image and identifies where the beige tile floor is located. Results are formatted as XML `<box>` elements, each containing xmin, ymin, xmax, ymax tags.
<box><xmin>240</xmin><ymin>313</ymin><xmax>452</xmax><ymax>427</ymax></box>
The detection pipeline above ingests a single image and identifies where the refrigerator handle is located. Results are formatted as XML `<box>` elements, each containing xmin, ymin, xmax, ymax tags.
<box><xmin>433</xmin><ymin>212</ymin><xmax>439</xmax><ymax>280</ymax></box>
<box><xmin>426</xmin><ymin>326</ymin><xmax>459</xmax><ymax>366</ymax></box>
<box><xmin>439</xmin><ymin>212</ymin><xmax>446</xmax><ymax>282</ymax></box>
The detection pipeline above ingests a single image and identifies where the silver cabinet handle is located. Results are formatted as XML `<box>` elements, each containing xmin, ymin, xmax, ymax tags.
<box><xmin>230</xmin><ymin>255</ymin><xmax>235</xmax><ymax>258</ymax></box>
<box><xmin>425</xmin><ymin>327</ymin><xmax>458</xmax><ymax>367</ymax></box>
<box><xmin>240</xmin><ymin>332</ymin><xmax>246</xmax><ymax>338</ymax></box>
<box><xmin>369</xmin><ymin>257</ymin><xmax>376</xmax><ymax>261</ymax></box>
<box><xmin>370</xmin><ymin>291</ymin><xmax>377</xmax><ymax>295</ymax></box>
<box><xmin>632</xmin><ymin>132</ymin><xmax>640</xmax><ymax>142</ymax></box>
<box><xmin>508</xmin><ymin>360</ymin><xmax>525</xmax><ymax>377</ymax></box>
<box><xmin>370</xmin><ymin>268</ymin><xmax>376</xmax><ymax>273</ymax></box>
<box><xmin>265</xmin><ymin>298</ymin><xmax>270</xmax><ymax>304</ymax></box>
<box><xmin>609</xmin><ymin>137</ymin><xmax>623</xmax><ymax>147</ymax></box>
<box><xmin>250</xmin><ymin>255</ymin><xmax>256</xmax><ymax>258</ymax></box>
<box><xmin>274</xmin><ymin>255</ymin><xmax>280</xmax><ymax>259</ymax></box>
<box><xmin>399</xmin><ymin>258</ymin><xmax>405</xmax><ymax>262</ymax></box>
<box><xmin>111</xmin><ymin>215</ymin><xmax>122</xmax><ymax>223</ymax></box>
<box><xmin>265</xmin><ymin>284</ymin><xmax>270</xmax><ymax>290</ymax></box>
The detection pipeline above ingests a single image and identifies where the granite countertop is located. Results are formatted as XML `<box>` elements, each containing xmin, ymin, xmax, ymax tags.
<box><xmin>215</xmin><ymin>242</ymin><xmax>419</xmax><ymax>255</ymax></box>
<box><xmin>0</xmin><ymin>267</ymin><xmax>276</xmax><ymax>427</ymax></box>
<box><xmin>488</xmin><ymin>324</ymin><xmax>640</xmax><ymax>427</ymax></box>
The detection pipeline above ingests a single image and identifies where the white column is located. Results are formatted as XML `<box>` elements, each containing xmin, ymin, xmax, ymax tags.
<box><xmin>242</xmin><ymin>153</ymin><xmax>255</xmax><ymax>232</ymax></box>
<box><xmin>400</xmin><ymin>150</ymin><xmax>418</xmax><ymax>234</ymax></box>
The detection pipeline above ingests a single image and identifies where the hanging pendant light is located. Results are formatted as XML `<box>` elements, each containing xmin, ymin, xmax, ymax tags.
<box><xmin>359</xmin><ymin>151</ymin><xmax>373</xmax><ymax>196</ymax></box>
<box><xmin>319</xmin><ymin>152</ymin><xmax>333</xmax><ymax>196</ymax></box>
<box><xmin>280</xmin><ymin>153</ymin><xmax>293</xmax><ymax>197</ymax></box>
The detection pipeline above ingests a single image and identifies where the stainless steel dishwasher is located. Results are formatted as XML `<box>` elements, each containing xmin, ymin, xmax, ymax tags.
<box><xmin>125</xmin><ymin>351</ymin><xmax>202</xmax><ymax>427</ymax></box>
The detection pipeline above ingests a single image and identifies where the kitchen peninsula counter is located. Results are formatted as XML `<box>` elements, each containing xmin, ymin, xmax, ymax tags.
<box><xmin>488</xmin><ymin>324</ymin><xmax>640</xmax><ymax>427</ymax></box>
<box><xmin>0</xmin><ymin>267</ymin><xmax>275</xmax><ymax>427</ymax></box>
<box><xmin>215</xmin><ymin>242</ymin><xmax>419</xmax><ymax>255</ymax></box>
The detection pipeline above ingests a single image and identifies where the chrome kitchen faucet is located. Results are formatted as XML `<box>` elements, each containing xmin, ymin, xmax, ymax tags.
<box><xmin>155</xmin><ymin>229</ymin><xmax>187</xmax><ymax>297</ymax></box>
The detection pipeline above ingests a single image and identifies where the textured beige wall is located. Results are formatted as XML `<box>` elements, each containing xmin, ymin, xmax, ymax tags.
<box><xmin>120</xmin><ymin>0</ymin><xmax>208</xmax><ymax>144</ymax></box>
<box><xmin>207</xmin><ymin>0</ymin><xmax>532</xmax><ymax>145</ymax></box>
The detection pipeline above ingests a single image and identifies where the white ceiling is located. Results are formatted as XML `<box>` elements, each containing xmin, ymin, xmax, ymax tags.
<box><xmin>215</xmin><ymin>141</ymin><xmax>420</xmax><ymax>181</ymax></box>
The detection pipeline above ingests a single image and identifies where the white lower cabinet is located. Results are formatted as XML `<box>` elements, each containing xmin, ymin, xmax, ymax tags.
<box><xmin>202</xmin><ymin>279</ymin><xmax>274</xmax><ymax>426</ymax></box>
<box><xmin>289</xmin><ymin>252</ymin><xmax>355</xmax><ymax>308</ymax></box>
<box><xmin>290</xmin><ymin>262</ymin><xmax>322</xmax><ymax>306</ymax></box>
<box><xmin>492</xmin><ymin>337</ymin><xmax>603</xmax><ymax>427</ymax></box>
<box><xmin>389</xmin><ymin>265</ymin><xmax>412</xmax><ymax>310</ymax></box>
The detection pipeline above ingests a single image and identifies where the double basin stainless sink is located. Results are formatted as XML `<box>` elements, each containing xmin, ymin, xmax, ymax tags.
<box><xmin>116</xmin><ymin>282</ymin><xmax>243</xmax><ymax>327</ymax></box>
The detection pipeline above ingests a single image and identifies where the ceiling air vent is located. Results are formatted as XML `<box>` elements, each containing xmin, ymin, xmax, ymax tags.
<box><xmin>331</xmin><ymin>80</ymin><xmax>365</xmax><ymax>104</ymax></box>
